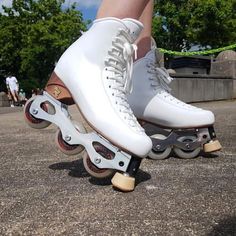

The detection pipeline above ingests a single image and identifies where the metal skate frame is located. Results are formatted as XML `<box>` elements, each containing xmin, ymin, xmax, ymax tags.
<box><xmin>143</xmin><ymin>122</ymin><xmax>212</xmax><ymax>152</ymax></box>
<box><xmin>29</xmin><ymin>92</ymin><xmax>132</xmax><ymax>172</ymax></box>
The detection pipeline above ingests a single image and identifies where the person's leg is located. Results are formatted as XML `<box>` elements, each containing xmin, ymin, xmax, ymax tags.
<box><xmin>15</xmin><ymin>90</ymin><xmax>20</xmax><ymax>102</ymax></box>
<box><xmin>7</xmin><ymin>92</ymin><xmax>14</xmax><ymax>107</ymax></box>
<box><xmin>96</xmin><ymin>0</ymin><xmax>150</xmax><ymax>20</ymax></box>
<box><xmin>46</xmin><ymin>0</ymin><xmax>151</xmax><ymax>103</ymax></box>
<box><xmin>11</xmin><ymin>90</ymin><xmax>18</xmax><ymax>102</ymax></box>
<box><xmin>136</xmin><ymin>0</ymin><xmax>154</xmax><ymax>59</ymax></box>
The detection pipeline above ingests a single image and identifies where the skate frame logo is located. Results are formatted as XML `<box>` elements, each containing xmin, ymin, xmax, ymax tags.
<box><xmin>53</xmin><ymin>86</ymin><xmax>62</xmax><ymax>98</ymax></box>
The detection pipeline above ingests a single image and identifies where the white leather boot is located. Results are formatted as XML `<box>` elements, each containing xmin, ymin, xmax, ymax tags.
<box><xmin>127</xmin><ymin>41</ymin><xmax>221</xmax><ymax>159</ymax></box>
<box><xmin>53</xmin><ymin>17</ymin><xmax>152</xmax><ymax>157</ymax></box>
<box><xmin>128</xmin><ymin>48</ymin><xmax>215</xmax><ymax>127</ymax></box>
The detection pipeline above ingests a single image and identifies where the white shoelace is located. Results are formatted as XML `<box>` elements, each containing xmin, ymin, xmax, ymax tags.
<box><xmin>147</xmin><ymin>60</ymin><xmax>200</xmax><ymax>110</ymax></box>
<box><xmin>104</xmin><ymin>29</ymin><xmax>143</xmax><ymax>132</ymax></box>
<box><xmin>148</xmin><ymin>62</ymin><xmax>173</xmax><ymax>92</ymax></box>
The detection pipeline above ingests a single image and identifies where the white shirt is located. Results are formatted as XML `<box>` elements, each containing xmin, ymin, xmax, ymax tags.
<box><xmin>6</xmin><ymin>76</ymin><xmax>18</xmax><ymax>91</ymax></box>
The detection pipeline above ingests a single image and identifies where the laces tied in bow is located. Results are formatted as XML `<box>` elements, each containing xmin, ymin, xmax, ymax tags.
<box><xmin>148</xmin><ymin>60</ymin><xmax>174</xmax><ymax>93</ymax></box>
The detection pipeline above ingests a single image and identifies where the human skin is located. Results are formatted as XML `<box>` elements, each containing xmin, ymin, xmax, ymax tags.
<box><xmin>96</xmin><ymin>0</ymin><xmax>154</xmax><ymax>59</ymax></box>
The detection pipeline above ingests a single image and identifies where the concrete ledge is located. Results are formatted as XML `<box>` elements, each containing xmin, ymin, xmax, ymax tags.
<box><xmin>233</xmin><ymin>79</ymin><xmax>236</xmax><ymax>98</ymax></box>
<box><xmin>170</xmin><ymin>74</ymin><xmax>234</xmax><ymax>103</ymax></box>
<box><xmin>0</xmin><ymin>92</ymin><xmax>10</xmax><ymax>107</ymax></box>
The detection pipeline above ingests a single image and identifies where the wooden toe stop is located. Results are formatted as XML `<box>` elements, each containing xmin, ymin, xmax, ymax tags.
<box><xmin>111</xmin><ymin>172</ymin><xmax>135</xmax><ymax>192</ymax></box>
<box><xmin>204</xmin><ymin>140</ymin><xmax>222</xmax><ymax>153</ymax></box>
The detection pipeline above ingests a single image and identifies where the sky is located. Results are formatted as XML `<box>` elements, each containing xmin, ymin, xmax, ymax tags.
<box><xmin>0</xmin><ymin>0</ymin><xmax>101</xmax><ymax>20</ymax></box>
<box><xmin>62</xmin><ymin>0</ymin><xmax>101</xmax><ymax>20</ymax></box>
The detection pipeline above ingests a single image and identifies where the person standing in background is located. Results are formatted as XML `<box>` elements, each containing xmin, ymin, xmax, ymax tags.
<box><xmin>19</xmin><ymin>88</ymin><xmax>28</xmax><ymax>106</ymax></box>
<box><xmin>6</xmin><ymin>74</ymin><xmax>20</xmax><ymax>107</ymax></box>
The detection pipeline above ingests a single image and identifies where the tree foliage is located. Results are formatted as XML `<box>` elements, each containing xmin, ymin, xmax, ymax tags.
<box><xmin>0</xmin><ymin>0</ymin><xmax>87</xmax><ymax>94</ymax></box>
<box><xmin>152</xmin><ymin>0</ymin><xmax>236</xmax><ymax>51</ymax></box>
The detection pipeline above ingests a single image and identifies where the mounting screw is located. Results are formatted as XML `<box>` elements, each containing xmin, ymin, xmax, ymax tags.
<box><xmin>95</xmin><ymin>158</ymin><xmax>101</xmax><ymax>164</ymax></box>
<box><xmin>185</xmin><ymin>144</ymin><xmax>190</xmax><ymax>149</ymax></box>
<box><xmin>119</xmin><ymin>161</ymin><xmax>124</xmax><ymax>167</ymax></box>
<box><xmin>65</xmin><ymin>135</ymin><xmax>71</xmax><ymax>141</ymax></box>
<box><xmin>32</xmin><ymin>109</ymin><xmax>38</xmax><ymax>115</ymax></box>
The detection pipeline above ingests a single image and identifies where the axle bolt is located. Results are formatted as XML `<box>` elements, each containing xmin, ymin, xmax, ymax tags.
<box><xmin>32</xmin><ymin>109</ymin><xmax>38</xmax><ymax>115</ymax></box>
<box><xmin>65</xmin><ymin>135</ymin><xmax>71</xmax><ymax>141</ymax></box>
<box><xmin>95</xmin><ymin>158</ymin><xmax>101</xmax><ymax>164</ymax></box>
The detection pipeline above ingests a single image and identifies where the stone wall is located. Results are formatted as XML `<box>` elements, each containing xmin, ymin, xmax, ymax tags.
<box><xmin>211</xmin><ymin>60</ymin><xmax>236</xmax><ymax>79</ymax></box>
<box><xmin>0</xmin><ymin>92</ymin><xmax>10</xmax><ymax>107</ymax></box>
<box><xmin>170</xmin><ymin>74</ymin><xmax>234</xmax><ymax>103</ymax></box>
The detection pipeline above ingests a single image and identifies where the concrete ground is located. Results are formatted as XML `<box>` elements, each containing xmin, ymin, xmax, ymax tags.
<box><xmin>0</xmin><ymin>100</ymin><xmax>235</xmax><ymax>236</ymax></box>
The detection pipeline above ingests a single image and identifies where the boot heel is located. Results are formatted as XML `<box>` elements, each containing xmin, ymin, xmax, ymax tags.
<box><xmin>45</xmin><ymin>72</ymin><xmax>75</xmax><ymax>105</ymax></box>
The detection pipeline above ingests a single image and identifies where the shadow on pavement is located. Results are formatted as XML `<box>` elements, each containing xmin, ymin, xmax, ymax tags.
<box><xmin>200</xmin><ymin>151</ymin><xmax>220</xmax><ymax>159</ymax></box>
<box><xmin>49</xmin><ymin>159</ymin><xmax>90</xmax><ymax>178</ymax></box>
<box><xmin>89</xmin><ymin>168</ymin><xmax>151</xmax><ymax>187</ymax></box>
<box><xmin>207</xmin><ymin>215</ymin><xmax>236</xmax><ymax>236</ymax></box>
<box><xmin>49</xmin><ymin>159</ymin><xmax>151</xmax><ymax>187</ymax></box>
<box><xmin>170</xmin><ymin>150</ymin><xmax>220</xmax><ymax>159</ymax></box>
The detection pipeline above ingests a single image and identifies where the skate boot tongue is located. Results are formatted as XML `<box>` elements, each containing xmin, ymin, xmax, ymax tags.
<box><xmin>123</xmin><ymin>42</ymin><xmax>138</xmax><ymax>93</ymax></box>
<box><xmin>122</xmin><ymin>18</ymin><xmax>143</xmax><ymax>42</ymax></box>
<box><xmin>145</xmin><ymin>49</ymin><xmax>156</xmax><ymax>62</ymax></box>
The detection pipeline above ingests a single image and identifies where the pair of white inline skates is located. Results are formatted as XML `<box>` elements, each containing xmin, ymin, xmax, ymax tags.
<box><xmin>24</xmin><ymin>17</ymin><xmax>221</xmax><ymax>192</ymax></box>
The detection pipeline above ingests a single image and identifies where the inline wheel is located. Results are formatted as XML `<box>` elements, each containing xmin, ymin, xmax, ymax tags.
<box><xmin>148</xmin><ymin>134</ymin><xmax>172</xmax><ymax>160</ymax></box>
<box><xmin>83</xmin><ymin>143</ymin><xmax>115</xmax><ymax>178</ymax></box>
<box><xmin>24</xmin><ymin>96</ymin><xmax>54</xmax><ymax>129</ymax></box>
<box><xmin>55</xmin><ymin>121</ymin><xmax>86</xmax><ymax>155</ymax></box>
<box><xmin>173</xmin><ymin>136</ymin><xmax>201</xmax><ymax>159</ymax></box>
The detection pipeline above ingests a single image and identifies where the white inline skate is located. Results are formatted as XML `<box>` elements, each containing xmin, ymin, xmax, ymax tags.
<box><xmin>24</xmin><ymin>17</ymin><xmax>152</xmax><ymax>191</ymax></box>
<box><xmin>128</xmin><ymin>41</ymin><xmax>222</xmax><ymax>160</ymax></box>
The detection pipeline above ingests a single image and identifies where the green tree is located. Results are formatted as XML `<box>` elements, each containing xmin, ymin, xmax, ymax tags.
<box><xmin>0</xmin><ymin>0</ymin><xmax>87</xmax><ymax>95</ymax></box>
<box><xmin>152</xmin><ymin>0</ymin><xmax>236</xmax><ymax>51</ymax></box>
<box><xmin>187</xmin><ymin>0</ymin><xmax>236</xmax><ymax>49</ymax></box>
